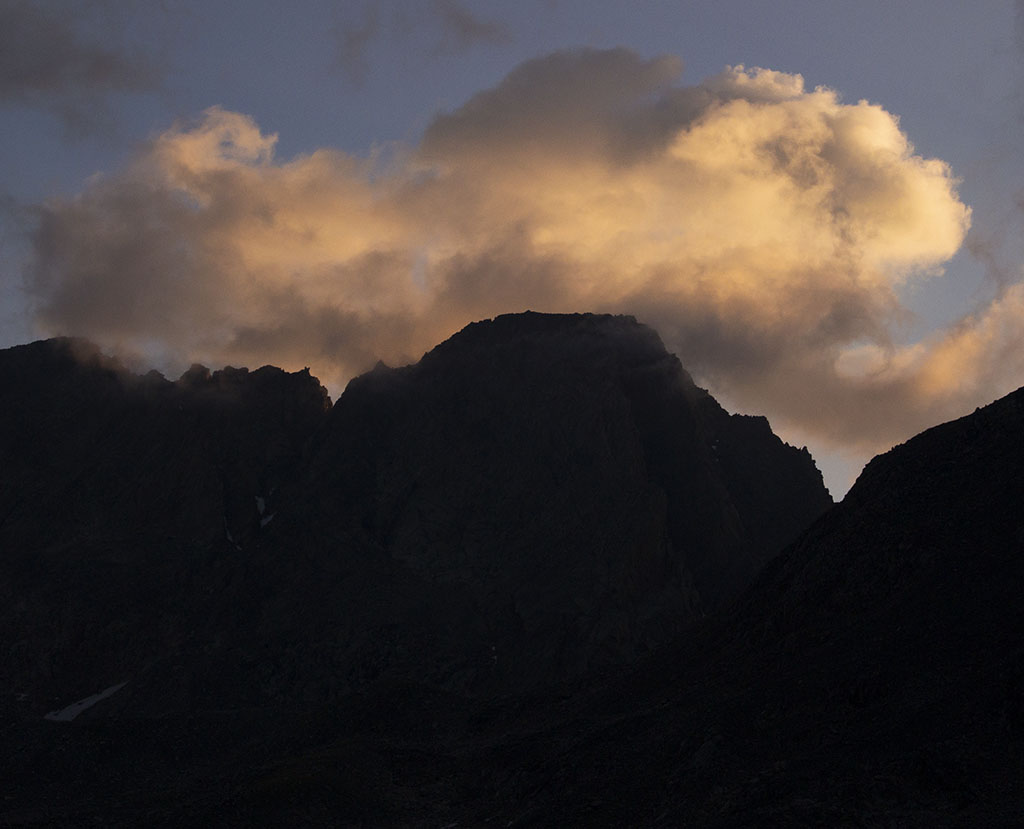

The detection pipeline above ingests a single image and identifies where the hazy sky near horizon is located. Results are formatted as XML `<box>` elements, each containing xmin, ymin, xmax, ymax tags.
<box><xmin>2</xmin><ymin>0</ymin><xmax>1023</xmax><ymax>497</ymax></box>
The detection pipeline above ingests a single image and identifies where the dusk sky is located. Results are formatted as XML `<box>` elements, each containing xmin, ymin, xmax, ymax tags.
<box><xmin>2</xmin><ymin>0</ymin><xmax>1023</xmax><ymax>496</ymax></box>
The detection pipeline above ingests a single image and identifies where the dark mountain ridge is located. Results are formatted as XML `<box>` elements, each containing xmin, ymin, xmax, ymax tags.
<box><xmin>2</xmin><ymin>312</ymin><xmax>1021</xmax><ymax>825</ymax></box>
<box><xmin>0</xmin><ymin>313</ymin><xmax>830</xmax><ymax>717</ymax></box>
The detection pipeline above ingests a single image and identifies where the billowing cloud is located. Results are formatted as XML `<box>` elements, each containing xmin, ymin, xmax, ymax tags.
<box><xmin>0</xmin><ymin>0</ymin><xmax>161</xmax><ymax>133</ymax></box>
<box><xmin>27</xmin><ymin>47</ymin><xmax>1023</xmax><ymax>463</ymax></box>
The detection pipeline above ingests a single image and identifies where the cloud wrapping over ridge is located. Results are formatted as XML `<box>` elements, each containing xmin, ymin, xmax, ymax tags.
<box><xmin>27</xmin><ymin>48</ymin><xmax>1024</xmax><ymax>454</ymax></box>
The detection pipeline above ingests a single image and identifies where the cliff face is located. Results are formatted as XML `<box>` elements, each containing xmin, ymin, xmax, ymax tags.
<box><xmin>0</xmin><ymin>337</ymin><xmax>332</xmax><ymax>711</ymax></box>
<box><xmin>0</xmin><ymin>313</ymin><xmax>830</xmax><ymax>715</ymax></box>
<box><xmin>298</xmin><ymin>312</ymin><xmax>831</xmax><ymax>691</ymax></box>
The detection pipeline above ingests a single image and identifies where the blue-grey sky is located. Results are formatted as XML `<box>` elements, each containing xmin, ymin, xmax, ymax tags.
<box><xmin>2</xmin><ymin>0</ymin><xmax>1022</xmax><ymax>497</ymax></box>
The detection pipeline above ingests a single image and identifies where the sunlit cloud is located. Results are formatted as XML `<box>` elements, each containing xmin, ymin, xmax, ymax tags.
<box><xmin>27</xmin><ymin>47</ymin><xmax>1024</xmax><ymax>463</ymax></box>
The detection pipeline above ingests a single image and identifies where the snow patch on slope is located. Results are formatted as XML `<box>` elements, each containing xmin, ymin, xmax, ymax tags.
<box><xmin>44</xmin><ymin>681</ymin><xmax>129</xmax><ymax>722</ymax></box>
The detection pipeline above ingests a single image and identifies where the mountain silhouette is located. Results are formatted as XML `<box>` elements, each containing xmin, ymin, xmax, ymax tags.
<box><xmin>0</xmin><ymin>313</ymin><xmax>830</xmax><ymax>715</ymax></box>
<box><xmin>1</xmin><ymin>313</ymin><xmax>1020</xmax><ymax>825</ymax></box>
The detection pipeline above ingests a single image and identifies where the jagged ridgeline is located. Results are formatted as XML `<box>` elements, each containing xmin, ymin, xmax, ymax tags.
<box><xmin>4</xmin><ymin>314</ymin><xmax>1024</xmax><ymax>826</ymax></box>
<box><xmin>0</xmin><ymin>313</ymin><xmax>830</xmax><ymax>715</ymax></box>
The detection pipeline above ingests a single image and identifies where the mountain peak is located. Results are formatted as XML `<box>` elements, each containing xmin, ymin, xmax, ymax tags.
<box><xmin>424</xmin><ymin>310</ymin><xmax>675</xmax><ymax>370</ymax></box>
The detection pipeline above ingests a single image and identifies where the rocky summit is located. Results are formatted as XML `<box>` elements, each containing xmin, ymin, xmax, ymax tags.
<box><xmin>297</xmin><ymin>312</ymin><xmax>831</xmax><ymax>694</ymax></box>
<box><xmin>3</xmin><ymin>312</ymin><xmax>1021</xmax><ymax>825</ymax></box>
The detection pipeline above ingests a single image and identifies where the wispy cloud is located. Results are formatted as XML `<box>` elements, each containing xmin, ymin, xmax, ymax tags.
<box><xmin>25</xmin><ymin>48</ymin><xmax>1023</xmax><ymax>462</ymax></box>
<box><xmin>332</xmin><ymin>2</ymin><xmax>380</xmax><ymax>85</ymax></box>
<box><xmin>0</xmin><ymin>0</ymin><xmax>162</xmax><ymax>135</ymax></box>
<box><xmin>1015</xmin><ymin>0</ymin><xmax>1024</xmax><ymax>53</ymax></box>
<box><xmin>431</xmin><ymin>0</ymin><xmax>510</xmax><ymax>52</ymax></box>
<box><xmin>332</xmin><ymin>0</ymin><xmax>511</xmax><ymax>83</ymax></box>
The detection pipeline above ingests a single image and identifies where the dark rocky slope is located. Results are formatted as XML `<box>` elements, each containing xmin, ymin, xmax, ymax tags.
<box><xmin>472</xmin><ymin>384</ymin><xmax>1024</xmax><ymax>826</ymax></box>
